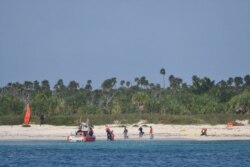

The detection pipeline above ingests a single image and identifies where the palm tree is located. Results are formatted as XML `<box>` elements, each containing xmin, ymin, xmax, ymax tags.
<box><xmin>101</xmin><ymin>78</ymin><xmax>117</xmax><ymax>91</ymax></box>
<box><xmin>217</xmin><ymin>80</ymin><xmax>227</xmax><ymax>88</ymax></box>
<box><xmin>234</xmin><ymin>77</ymin><xmax>243</xmax><ymax>88</ymax></box>
<box><xmin>84</xmin><ymin>80</ymin><xmax>92</xmax><ymax>90</ymax></box>
<box><xmin>126</xmin><ymin>81</ymin><xmax>130</xmax><ymax>88</ymax></box>
<box><xmin>54</xmin><ymin>79</ymin><xmax>64</xmax><ymax>90</ymax></box>
<box><xmin>24</xmin><ymin>81</ymin><xmax>33</xmax><ymax>91</ymax></box>
<box><xmin>140</xmin><ymin>76</ymin><xmax>148</xmax><ymax>89</ymax></box>
<box><xmin>169</xmin><ymin>75</ymin><xmax>174</xmax><ymax>86</ymax></box>
<box><xmin>160</xmin><ymin>68</ymin><xmax>166</xmax><ymax>88</ymax></box>
<box><xmin>191</xmin><ymin>75</ymin><xmax>202</xmax><ymax>94</ymax></box>
<box><xmin>134</xmin><ymin>77</ymin><xmax>139</xmax><ymax>87</ymax></box>
<box><xmin>41</xmin><ymin>80</ymin><xmax>51</xmax><ymax>96</ymax></box>
<box><xmin>200</xmin><ymin>77</ymin><xmax>214</xmax><ymax>92</ymax></box>
<box><xmin>54</xmin><ymin>79</ymin><xmax>66</xmax><ymax>98</ymax></box>
<box><xmin>120</xmin><ymin>80</ymin><xmax>125</xmax><ymax>87</ymax></box>
<box><xmin>33</xmin><ymin>80</ymin><xmax>41</xmax><ymax>93</ymax></box>
<box><xmin>67</xmin><ymin>80</ymin><xmax>79</xmax><ymax>94</ymax></box>
<box><xmin>227</xmin><ymin>77</ymin><xmax>234</xmax><ymax>87</ymax></box>
<box><xmin>244</xmin><ymin>75</ymin><xmax>250</xmax><ymax>86</ymax></box>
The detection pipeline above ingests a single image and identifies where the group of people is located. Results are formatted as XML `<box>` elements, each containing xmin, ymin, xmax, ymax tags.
<box><xmin>76</xmin><ymin>123</ymin><xmax>94</xmax><ymax>137</ymax></box>
<box><xmin>105</xmin><ymin>125</ymin><xmax>154</xmax><ymax>140</ymax></box>
<box><xmin>123</xmin><ymin>126</ymin><xmax>154</xmax><ymax>139</ymax></box>
<box><xmin>76</xmin><ymin>127</ymin><xmax>94</xmax><ymax>137</ymax></box>
<box><xmin>75</xmin><ymin>124</ymin><xmax>155</xmax><ymax>140</ymax></box>
<box><xmin>75</xmin><ymin>125</ymin><xmax>208</xmax><ymax>139</ymax></box>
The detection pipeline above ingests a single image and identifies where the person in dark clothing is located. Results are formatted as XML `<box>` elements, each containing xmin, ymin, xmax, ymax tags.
<box><xmin>138</xmin><ymin>126</ymin><xmax>144</xmax><ymax>138</ymax></box>
<box><xmin>89</xmin><ymin>127</ymin><xmax>94</xmax><ymax>136</ymax></box>
<box><xmin>123</xmin><ymin>127</ymin><xmax>128</xmax><ymax>139</ymax></box>
<box><xmin>40</xmin><ymin>114</ymin><xmax>45</xmax><ymax>126</ymax></box>
<box><xmin>106</xmin><ymin>129</ymin><xmax>112</xmax><ymax>140</ymax></box>
<box><xmin>201</xmin><ymin>128</ymin><xmax>207</xmax><ymax>136</ymax></box>
<box><xmin>106</xmin><ymin>128</ymin><xmax>114</xmax><ymax>140</ymax></box>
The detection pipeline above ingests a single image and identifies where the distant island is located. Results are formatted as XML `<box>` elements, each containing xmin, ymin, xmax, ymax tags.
<box><xmin>0</xmin><ymin>69</ymin><xmax>249</xmax><ymax>125</ymax></box>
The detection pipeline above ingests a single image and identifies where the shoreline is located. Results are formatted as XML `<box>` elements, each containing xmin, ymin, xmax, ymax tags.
<box><xmin>1</xmin><ymin>124</ymin><xmax>250</xmax><ymax>141</ymax></box>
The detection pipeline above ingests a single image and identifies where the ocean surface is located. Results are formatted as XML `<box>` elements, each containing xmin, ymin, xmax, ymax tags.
<box><xmin>0</xmin><ymin>140</ymin><xmax>250</xmax><ymax>167</ymax></box>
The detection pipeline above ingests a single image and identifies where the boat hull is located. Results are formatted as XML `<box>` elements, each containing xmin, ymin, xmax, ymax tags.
<box><xmin>67</xmin><ymin>135</ymin><xmax>96</xmax><ymax>142</ymax></box>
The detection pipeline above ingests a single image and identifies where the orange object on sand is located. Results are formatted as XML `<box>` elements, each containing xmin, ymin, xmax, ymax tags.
<box><xmin>24</xmin><ymin>103</ymin><xmax>31</xmax><ymax>125</ymax></box>
<box><xmin>227</xmin><ymin>122</ymin><xmax>233</xmax><ymax>128</ymax></box>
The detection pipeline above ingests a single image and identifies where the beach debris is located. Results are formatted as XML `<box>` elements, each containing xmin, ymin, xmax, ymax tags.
<box><xmin>235</xmin><ymin>120</ymin><xmax>249</xmax><ymax>125</ymax></box>
<box><xmin>137</xmin><ymin>120</ymin><xmax>147</xmax><ymax>125</ymax></box>
<box><xmin>113</xmin><ymin>120</ymin><xmax>121</xmax><ymax>124</ymax></box>
<box><xmin>227</xmin><ymin>121</ymin><xmax>245</xmax><ymax>128</ymax></box>
<box><xmin>227</xmin><ymin>122</ymin><xmax>234</xmax><ymax>128</ymax></box>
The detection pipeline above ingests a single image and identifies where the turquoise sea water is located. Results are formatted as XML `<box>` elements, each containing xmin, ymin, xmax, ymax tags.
<box><xmin>0</xmin><ymin>140</ymin><xmax>250</xmax><ymax>167</ymax></box>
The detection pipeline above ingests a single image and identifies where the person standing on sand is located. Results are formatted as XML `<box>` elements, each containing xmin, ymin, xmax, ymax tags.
<box><xmin>40</xmin><ymin>113</ymin><xmax>45</xmax><ymax>126</ymax></box>
<box><xmin>201</xmin><ymin>128</ymin><xmax>207</xmax><ymax>136</ymax></box>
<box><xmin>149</xmin><ymin>126</ymin><xmax>154</xmax><ymax>139</ymax></box>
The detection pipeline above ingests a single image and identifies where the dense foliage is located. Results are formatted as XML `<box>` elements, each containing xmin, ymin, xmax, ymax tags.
<box><xmin>0</xmin><ymin>70</ymin><xmax>250</xmax><ymax>125</ymax></box>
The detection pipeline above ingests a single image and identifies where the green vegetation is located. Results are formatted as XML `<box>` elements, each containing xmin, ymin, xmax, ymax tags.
<box><xmin>0</xmin><ymin>70</ymin><xmax>250</xmax><ymax>125</ymax></box>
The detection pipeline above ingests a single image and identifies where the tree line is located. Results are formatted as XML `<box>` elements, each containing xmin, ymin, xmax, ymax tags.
<box><xmin>0</xmin><ymin>69</ymin><xmax>250</xmax><ymax>119</ymax></box>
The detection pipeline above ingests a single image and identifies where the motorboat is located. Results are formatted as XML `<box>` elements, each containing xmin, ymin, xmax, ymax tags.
<box><xmin>67</xmin><ymin>122</ymin><xmax>96</xmax><ymax>142</ymax></box>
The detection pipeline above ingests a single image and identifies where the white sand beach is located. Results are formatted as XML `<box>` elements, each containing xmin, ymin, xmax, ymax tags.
<box><xmin>1</xmin><ymin>123</ymin><xmax>250</xmax><ymax>141</ymax></box>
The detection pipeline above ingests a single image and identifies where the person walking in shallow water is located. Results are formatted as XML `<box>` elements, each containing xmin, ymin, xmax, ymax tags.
<box><xmin>138</xmin><ymin>126</ymin><xmax>144</xmax><ymax>138</ymax></box>
<box><xmin>106</xmin><ymin>125</ymin><xmax>114</xmax><ymax>141</ymax></box>
<box><xmin>149</xmin><ymin>126</ymin><xmax>154</xmax><ymax>139</ymax></box>
<box><xmin>123</xmin><ymin>127</ymin><xmax>128</xmax><ymax>139</ymax></box>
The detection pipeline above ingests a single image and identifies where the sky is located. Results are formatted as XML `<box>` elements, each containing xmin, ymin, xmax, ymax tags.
<box><xmin>0</xmin><ymin>0</ymin><xmax>249</xmax><ymax>89</ymax></box>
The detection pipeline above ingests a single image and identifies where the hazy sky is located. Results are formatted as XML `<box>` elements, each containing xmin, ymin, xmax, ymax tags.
<box><xmin>1</xmin><ymin>0</ymin><xmax>249</xmax><ymax>88</ymax></box>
